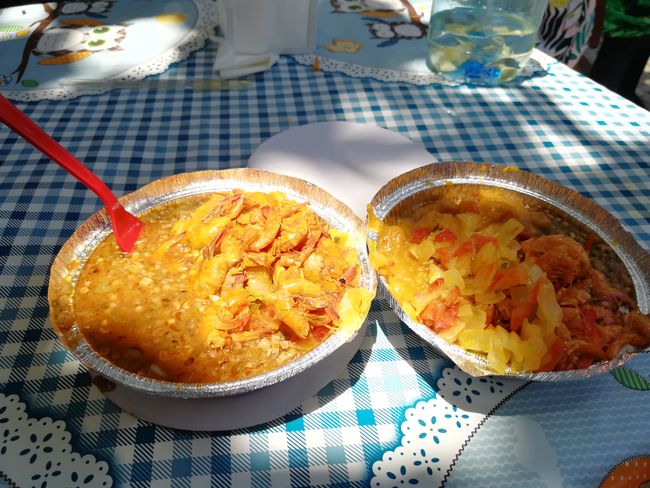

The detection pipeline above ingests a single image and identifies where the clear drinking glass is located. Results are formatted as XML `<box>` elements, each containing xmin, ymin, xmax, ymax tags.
<box><xmin>426</xmin><ymin>0</ymin><xmax>547</xmax><ymax>85</ymax></box>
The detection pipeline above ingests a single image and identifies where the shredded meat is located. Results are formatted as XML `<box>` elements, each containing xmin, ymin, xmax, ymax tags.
<box><xmin>523</xmin><ymin>234</ymin><xmax>649</xmax><ymax>369</ymax></box>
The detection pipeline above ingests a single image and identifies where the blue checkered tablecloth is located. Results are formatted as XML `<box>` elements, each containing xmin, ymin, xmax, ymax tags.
<box><xmin>1</xmin><ymin>39</ymin><xmax>649</xmax><ymax>488</ymax></box>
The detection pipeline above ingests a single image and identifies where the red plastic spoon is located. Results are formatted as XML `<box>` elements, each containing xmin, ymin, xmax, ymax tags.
<box><xmin>0</xmin><ymin>94</ymin><xmax>142</xmax><ymax>252</ymax></box>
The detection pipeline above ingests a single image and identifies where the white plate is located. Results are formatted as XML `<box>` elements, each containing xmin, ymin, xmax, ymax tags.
<box><xmin>98</xmin><ymin>322</ymin><xmax>367</xmax><ymax>431</ymax></box>
<box><xmin>249</xmin><ymin>122</ymin><xmax>435</xmax><ymax>218</ymax></box>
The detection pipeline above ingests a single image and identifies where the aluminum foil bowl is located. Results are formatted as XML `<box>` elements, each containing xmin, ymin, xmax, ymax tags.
<box><xmin>48</xmin><ymin>168</ymin><xmax>377</xmax><ymax>430</ymax></box>
<box><xmin>368</xmin><ymin>162</ymin><xmax>650</xmax><ymax>381</ymax></box>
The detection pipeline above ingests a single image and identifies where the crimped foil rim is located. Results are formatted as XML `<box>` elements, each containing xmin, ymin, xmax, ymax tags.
<box><xmin>369</xmin><ymin>161</ymin><xmax>650</xmax><ymax>381</ymax></box>
<box><xmin>48</xmin><ymin>168</ymin><xmax>377</xmax><ymax>398</ymax></box>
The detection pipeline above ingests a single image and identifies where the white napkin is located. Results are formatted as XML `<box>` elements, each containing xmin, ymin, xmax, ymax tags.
<box><xmin>212</xmin><ymin>38</ymin><xmax>279</xmax><ymax>79</ymax></box>
<box><xmin>213</xmin><ymin>0</ymin><xmax>316</xmax><ymax>79</ymax></box>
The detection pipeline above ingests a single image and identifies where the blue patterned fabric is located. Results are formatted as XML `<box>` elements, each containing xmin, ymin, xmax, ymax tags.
<box><xmin>311</xmin><ymin>0</ymin><xmax>432</xmax><ymax>72</ymax></box>
<box><xmin>0</xmin><ymin>0</ymin><xmax>214</xmax><ymax>100</ymax></box>
<box><xmin>444</xmin><ymin>353</ymin><xmax>650</xmax><ymax>488</ymax></box>
<box><xmin>0</xmin><ymin>39</ymin><xmax>649</xmax><ymax>487</ymax></box>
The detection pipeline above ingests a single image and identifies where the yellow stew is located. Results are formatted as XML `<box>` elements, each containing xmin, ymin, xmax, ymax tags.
<box><xmin>74</xmin><ymin>190</ymin><xmax>372</xmax><ymax>383</ymax></box>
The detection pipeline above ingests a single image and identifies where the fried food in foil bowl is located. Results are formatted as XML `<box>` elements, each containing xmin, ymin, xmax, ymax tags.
<box><xmin>48</xmin><ymin>168</ymin><xmax>376</xmax><ymax>430</ymax></box>
<box><xmin>367</xmin><ymin>162</ymin><xmax>650</xmax><ymax>380</ymax></box>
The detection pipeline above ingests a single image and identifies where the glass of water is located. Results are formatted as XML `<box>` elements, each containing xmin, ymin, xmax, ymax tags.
<box><xmin>426</xmin><ymin>0</ymin><xmax>547</xmax><ymax>85</ymax></box>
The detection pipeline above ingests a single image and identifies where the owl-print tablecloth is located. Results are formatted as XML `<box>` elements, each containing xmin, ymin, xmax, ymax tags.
<box><xmin>0</xmin><ymin>0</ymin><xmax>218</xmax><ymax>101</ymax></box>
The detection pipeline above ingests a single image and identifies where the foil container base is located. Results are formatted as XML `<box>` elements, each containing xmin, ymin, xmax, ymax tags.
<box><xmin>369</xmin><ymin>162</ymin><xmax>650</xmax><ymax>381</ymax></box>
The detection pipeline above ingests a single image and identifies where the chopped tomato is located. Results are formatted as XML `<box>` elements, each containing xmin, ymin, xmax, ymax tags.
<box><xmin>509</xmin><ymin>279</ymin><xmax>542</xmax><ymax>331</ymax></box>
<box><xmin>471</xmin><ymin>233</ymin><xmax>497</xmax><ymax>251</ymax></box>
<box><xmin>489</xmin><ymin>265</ymin><xmax>530</xmax><ymax>291</ymax></box>
<box><xmin>434</xmin><ymin>229</ymin><xmax>457</xmax><ymax>243</ymax></box>
<box><xmin>419</xmin><ymin>287</ymin><xmax>460</xmax><ymax>331</ymax></box>
<box><xmin>434</xmin><ymin>247</ymin><xmax>454</xmax><ymax>266</ymax></box>
<box><xmin>451</xmin><ymin>233</ymin><xmax>497</xmax><ymax>258</ymax></box>
<box><xmin>453</xmin><ymin>240</ymin><xmax>473</xmax><ymax>257</ymax></box>
<box><xmin>410</xmin><ymin>227</ymin><xmax>433</xmax><ymax>244</ymax></box>
<box><xmin>510</xmin><ymin>301</ymin><xmax>534</xmax><ymax>332</ymax></box>
<box><xmin>419</xmin><ymin>301</ymin><xmax>459</xmax><ymax>331</ymax></box>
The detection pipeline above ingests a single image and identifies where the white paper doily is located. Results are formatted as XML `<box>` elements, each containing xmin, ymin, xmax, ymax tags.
<box><xmin>1</xmin><ymin>0</ymin><xmax>218</xmax><ymax>102</ymax></box>
<box><xmin>371</xmin><ymin>366</ymin><xmax>527</xmax><ymax>486</ymax></box>
<box><xmin>294</xmin><ymin>49</ymin><xmax>554</xmax><ymax>87</ymax></box>
<box><xmin>0</xmin><ymin>393</ymin><xmax>113</xmax><ymax>487</ymax></box>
